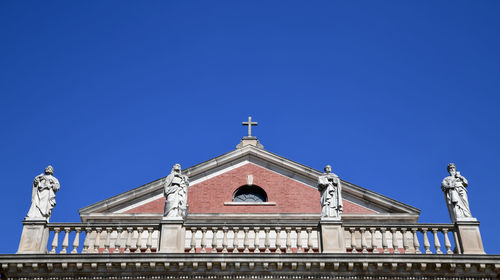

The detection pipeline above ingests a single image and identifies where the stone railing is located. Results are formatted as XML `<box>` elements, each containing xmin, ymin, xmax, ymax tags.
<box><xmin>343</xmin><ymin>224</ymin><xmax>457</xmax><ymax>254</ymax></box>
<box><xmin>184</xmin><ymin>225</ymin><xmax>319</xmax><ymax>253</ymax></box>
<box><xmin>17</xmin><ymin>220</ymin><xmax>484</xmax><ymax>255</ymax></box>
<box><xmin>46</xmin><ymin>223</ymin><xmax>160</xmax><ymax>254</ymax></box>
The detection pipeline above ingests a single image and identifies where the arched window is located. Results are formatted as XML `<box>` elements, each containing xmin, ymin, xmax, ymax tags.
<box><xmin>232</xmin><ymin>185</ymin><xmax>268</xmax><ymax>202</ymax></box>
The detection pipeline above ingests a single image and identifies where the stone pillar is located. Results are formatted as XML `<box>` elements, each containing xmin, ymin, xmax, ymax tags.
<box><xmin>455</xmin><ymin>221</ymin><xmax>485</xmax><ymax>254</ymax></box>
<box><xmin>158</xmin><ymin>218</ymin><xmax>185</xmax><ymax>253</ymax></box>
<box><xmin>17</xmin><ymin>220</ymin><xmax>49</xmax><ymax>254</ymax></box>
<box><xmin>319</xmin><ymin>219</ymin><xmax>345</xmax><ymax>253</ymax></box>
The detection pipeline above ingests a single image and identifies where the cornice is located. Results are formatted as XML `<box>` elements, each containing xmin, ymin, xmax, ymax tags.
<box><xmin>79</xmin><ymin>145</ymin><xmax>420</xmax><ymax>221</ymax></box>
<box><xmin>1</xmin><ymin>253</ymin><xmax>499</xmax><ymax>277</ymax></box>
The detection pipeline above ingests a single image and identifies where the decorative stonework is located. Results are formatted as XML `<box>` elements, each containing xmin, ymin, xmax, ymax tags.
<box><xmin>237</xmin><ymin>116</ymin><xmax>263</xmax><ymax>149</ymax></box>
<box><xmin>25</xmin><ymin>166</ymin><xmax>60</xmax><ymax>222</ymax></box>
<box><xmin>318</xmin><ymin>165</ymin><xmax>343</xmax><ymax>220</ymax></box>
<box><xmin>163</xmin><ymin>164</ymin><xmax>188</xmax><ymax>219</ymax></box>
<box><xmin>6</xmin><ymin>120</ymin><xmax>497</xmax><ymax>280</ymax></box>
<box><xmin>441</xmin><ymin>163</ymin><xmax>475</xmax><ymax>222</ymax></box>
<box><xmin>2</xmin><ymin>254</ymin><xmax>500</xmax><ymax>279</ymax></box>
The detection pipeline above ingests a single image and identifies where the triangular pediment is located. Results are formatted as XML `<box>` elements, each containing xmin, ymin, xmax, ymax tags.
<box><xmin>79</xmin><ymin>145</ymin><xmax>420</xmax><ymax>223</ymax></box>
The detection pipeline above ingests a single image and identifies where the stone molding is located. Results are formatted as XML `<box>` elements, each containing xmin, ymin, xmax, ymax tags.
<box><xmin>1</xmin><ymin>253</ymin><xmax>500</xmax><ymax>278</ymax></box>
<box><xmin>223</xmin><ymin>202</ymin><xmax>276</xmax><ymax>206</ymax></box>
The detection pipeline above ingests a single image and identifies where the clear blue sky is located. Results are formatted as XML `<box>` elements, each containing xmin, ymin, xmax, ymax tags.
<box><xmin>1</xmin><ymin>1</ymin><xmax>499</xmax><ymax>254</ymax></box>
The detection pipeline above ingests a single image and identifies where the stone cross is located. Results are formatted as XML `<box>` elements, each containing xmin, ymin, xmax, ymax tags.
<box><xmin>242</xmin><ymin>116</ymin><xmax>258</xmax><ymax>137</ymax></box>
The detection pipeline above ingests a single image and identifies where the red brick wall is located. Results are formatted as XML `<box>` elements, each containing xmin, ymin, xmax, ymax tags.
<box><xmin>125</xmin><ymin>163</ymin><xmax>374</xmax><ymax>214</ymax></box>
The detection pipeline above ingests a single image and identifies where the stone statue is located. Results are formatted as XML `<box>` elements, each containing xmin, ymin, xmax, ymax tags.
<box><xmin>25</xmin><ymin>165</ymin><xmax>60</xmax><ymax>222</ymax></box>
<box><xmin>318</xmin><ymin>165</ymin><xmax>343</xmax><ymax>219</ymax></box>
<box><xmin>163</xmin><ymin>163</ymin><xmax>189</xmax><ymax>219</ymax></box>
<box><xmin>441</xmin><ymin>163</ymin><xmax>474</xmax><ymax>222</ymax></box>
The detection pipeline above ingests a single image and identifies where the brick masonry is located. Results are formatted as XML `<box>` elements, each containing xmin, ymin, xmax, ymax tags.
<box><xmin>126</xmin><ymin>163</ymin><xmax>375</xmax><ymax>214</ymax></box>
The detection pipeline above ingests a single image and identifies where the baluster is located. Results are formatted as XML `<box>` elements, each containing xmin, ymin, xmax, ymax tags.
<box><xmin>349</xmin><ymin>228</ymin><xmax>357</xmax><ymax>253</ymax></box>
<box><xmin>110</xmin><ymin>228</ymin><xmax>119</xmax><ymax>254</ymax></box>
<box><xmin>275</xmin><ymin>227</ymin><xmax>282</xmax><ymax>253</ymax></box>
<box><xmin>145</xmin><ymin>227</ymin><xmax>153</xmax><ymax>253</ymax></box>
<box><xmin>135</xmin><ymin>227</ymin><xmax>143</xmax><ymax>253</ymax></box>
<box><xmin>200</xmin><ymin>228</ymin><xmax>207</xmax><ymax>253</ymax></box>
<box><xmin>124</xmin><ymin>227</ymin><xmax>132</xmax><ymax>253</ymax></box>
<box><xmin>443</xmin><ymin>229</ymin><xmax>453</xmax><ymax>254</ymax></box>
<box><xmin>60</xmin><ymin>228</ymin><xmax>70</xmax><ymax>254</ymax></box>
<box><xmin>381</xmin><ymin>228</ymin><xmax>389</xmax><ymax>253</ymax></box>
<box><xmin>114</xmin><ymin>227</ymin><xmax>123</xmax><ymax>254</ymax></box>
<box><xmin>432</xmin><ymin>228</ymin><xmax>442</xmax><ymax>254</ymax></box>
<box><xmin>412</xmin><ymin>228</ymin><xmax>421</xmax><ymax>254</ymax></box>
<box><xmin>104</xmin><ymin>227</ymin><xmax>113</xmax><ymax>253</ymax></box>
<box><xmin>253</xmin><ymin>227</ymin><xmax>260</xmax><ymax>253</ymax></box>
<box><xmin>211</xmin><ymin>227</ymin><xmax>218</xmax><ymax>253</ymax></box>
<box><xmin>264</xmin><ymin>227</ymin><xmax>271</xmax><ymax>253</ymax></box>
<box><xmin>285</xmin><ymin>228</ymin><xmax>292</xmax><ymax>253</ymax></box>
<box><xmin>305</xmin><ymin>227</ymin><xmax>313</xmax><ymax>253</ymax></box>
<box><xmin>222</xmin><ymin>227</ymin><xmax>228</xmax><ymax>253</ymax></box>
<box><xmin>103</xmin><ymin>228</ymin><xmax>111</xmax><ymax>253</ymax></box>
<box><xmin>89</xmin><ymin>228</ymin><xmax>98</xmax><ymax>253</ymax></box>
<box><xmin>243</xmin><ymin>227</ymin><xmax>250</xmax><ymax>253</ymax></box>
<box><xmin>422</xmin><ymin>228</ymin><xmax>431</xmax><ymax>254</ymax></box>
<box><xmin>232</xmin><ymin>227</ymin><xmax>239</xmax><ymax>253</ymax></box>
<box><xmin>71</xmin><ymin>227</ymin><xmax>81</xmax><ymax>254</ymax></box>
<box><xmin>82</xmin><ymin>227</ymin><xmax>91</xmax><ymax>253</ymax></box>
<box><xmin>50</xmin><ymin>228</ymin><xmax>60</xmax><ymax>254</ymax></box>
<box><xmin>360</xmin><ymin>228</ymin><xmax>368</xmax><ymax>253</ymax></box>
<box><xmin>453</xmin><ymin>230</ymin><xmax>461</xmax><ymax>254</ymax></box>
<box><xmin>391</xmin><ymin>228</ymin><xmax>400</xmax><ymax>254</ymax></box>
<box><xmin>370</xmin><ymin>228</ymin><xmax>379</xmax><ymax>253</ymax></box>
<box><xmin>94</xmin><ymin>228</ymin><xmax>102</xmax><ymax>253</ymax></box>
<box><xmin>296</xmin><ymin>227</ymin><xmax>303</xmax><ymax>253</ymax></box>
<box><xmin>228</xmin><ymin>227</ymin><xmax>235</xmax><ymax>253</ymax></box>
<box><xmin>130</xmin><ymin>228</ymin><xmax>137</xmax><ymax>253</ymax></box>
<box><xmin>345</xmin><ymin>229</ymin><xmax>353</xmax><ymax>252</ymax></box>
<box><xmin>401</xmin><ymin>228</ymin><xmax>409</xmax><ymax>254</ymax></box>
<box><xmin>189</xmin><ymin>227</ymin><xmax>197</xmax><ymax>253</ymax></box>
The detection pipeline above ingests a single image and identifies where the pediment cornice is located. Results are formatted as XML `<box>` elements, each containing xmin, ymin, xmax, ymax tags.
<box><xmin>79</xmin><ymin>146</ymin><xmax>420</xmax><ymax>222</ymax></box>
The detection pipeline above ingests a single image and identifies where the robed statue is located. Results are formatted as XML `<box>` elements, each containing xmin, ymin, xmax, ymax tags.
<box><xmin>318</xmin><ymin>164</ymin><xmax>343</xmax><ymax>219</ymax></box>
<box><xmin>26</xmin><ymin>165</ymin><xmax>60</xmax><ymax>222</ymax></box>
<box><xmin>441</xmin><ymin>163</ymin><xmax>474</xmax><ymax>222</ymax></box>
<box><xmin>163</xmin><ymin>163</ymin><xmax>189</xmax><ymax>219</ymax></box>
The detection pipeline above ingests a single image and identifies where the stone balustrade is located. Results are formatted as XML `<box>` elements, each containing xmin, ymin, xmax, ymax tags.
<box><xmin>343</xmin><ymin>224</ymin><xmax>457</xmax><ymax>254</ymax></box>
<box><xmin>184</xmin><ymin>225</ymin><xmax>319</xmax><ymax>253</ymax></box>
<box><xmin>46</xmin><ymin>223</ymin><xmax>160</xmax><ymax>254</ymax></box>
<box><xmin>17</xmin><ymin>221</ymin><xmax>477</xmax><ymax>255</ymax></box>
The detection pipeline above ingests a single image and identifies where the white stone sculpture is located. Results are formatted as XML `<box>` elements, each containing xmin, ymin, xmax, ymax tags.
<box><xmin>163</xmin><ymin>163</ymin><xmax>189</xmax><ymax>219</ymax></box>
<box><xmin>441</xmin><ymin>163</ymin><xmax>475</xmax><ymax>222</ymax></box>
<box><xmin>25</xmin><ymin>165</ymin><xmax>60</xmax><ymax>222</ymax></box>
<box><xmin>318</xmin><ymin>165</ymin><xmax>343</xmax><ymax>219</ymax></box>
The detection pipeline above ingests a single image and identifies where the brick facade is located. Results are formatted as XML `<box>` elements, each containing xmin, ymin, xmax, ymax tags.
<box><xmin>126</xmin><ymin>163</ymin><xmax>374</xmax><ymax>214</ymax></box>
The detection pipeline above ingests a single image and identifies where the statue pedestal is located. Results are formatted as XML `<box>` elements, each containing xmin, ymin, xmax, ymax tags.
<box><xmin>17</xmin><ymin>220</ymin><xmax>49</xmax><ymax>254</ymax></box>
<box><xmin>159</xmin><ymin>218</ymin><xmax>185</xmax><ymax>253</ymax></box>
<box><xmin>236</xmin><ymin>136</ymin><xmax>264</xmax><ymax>149</ymax></box>
<box><xmin>455</xmin><ymin>221</ymin><xmax>485</xmax><ymax>254</ymax></box>
<box><xmin>319</xmin><ymin>219</ymin><xmax>345</xmax><ymax>253</ymax></box>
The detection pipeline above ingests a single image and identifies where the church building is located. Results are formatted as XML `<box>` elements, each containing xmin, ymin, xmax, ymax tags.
<box><xmin>2</xmin><ymin>117</ymin><xmax>499</xmax><ymax>279</ymax></box>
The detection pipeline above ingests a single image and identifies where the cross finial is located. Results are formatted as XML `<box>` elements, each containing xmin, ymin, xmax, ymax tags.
<box><xmin>242</xmin><ymin>116</ymin><xmax>258</xmax><ymax>137</ymax></box>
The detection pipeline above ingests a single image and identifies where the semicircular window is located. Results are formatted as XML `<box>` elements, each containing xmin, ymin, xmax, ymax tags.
<box><xmin>233</xmin><ymin>185</ymin><xmax>268</xmax><ymax>202</ymax></box>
